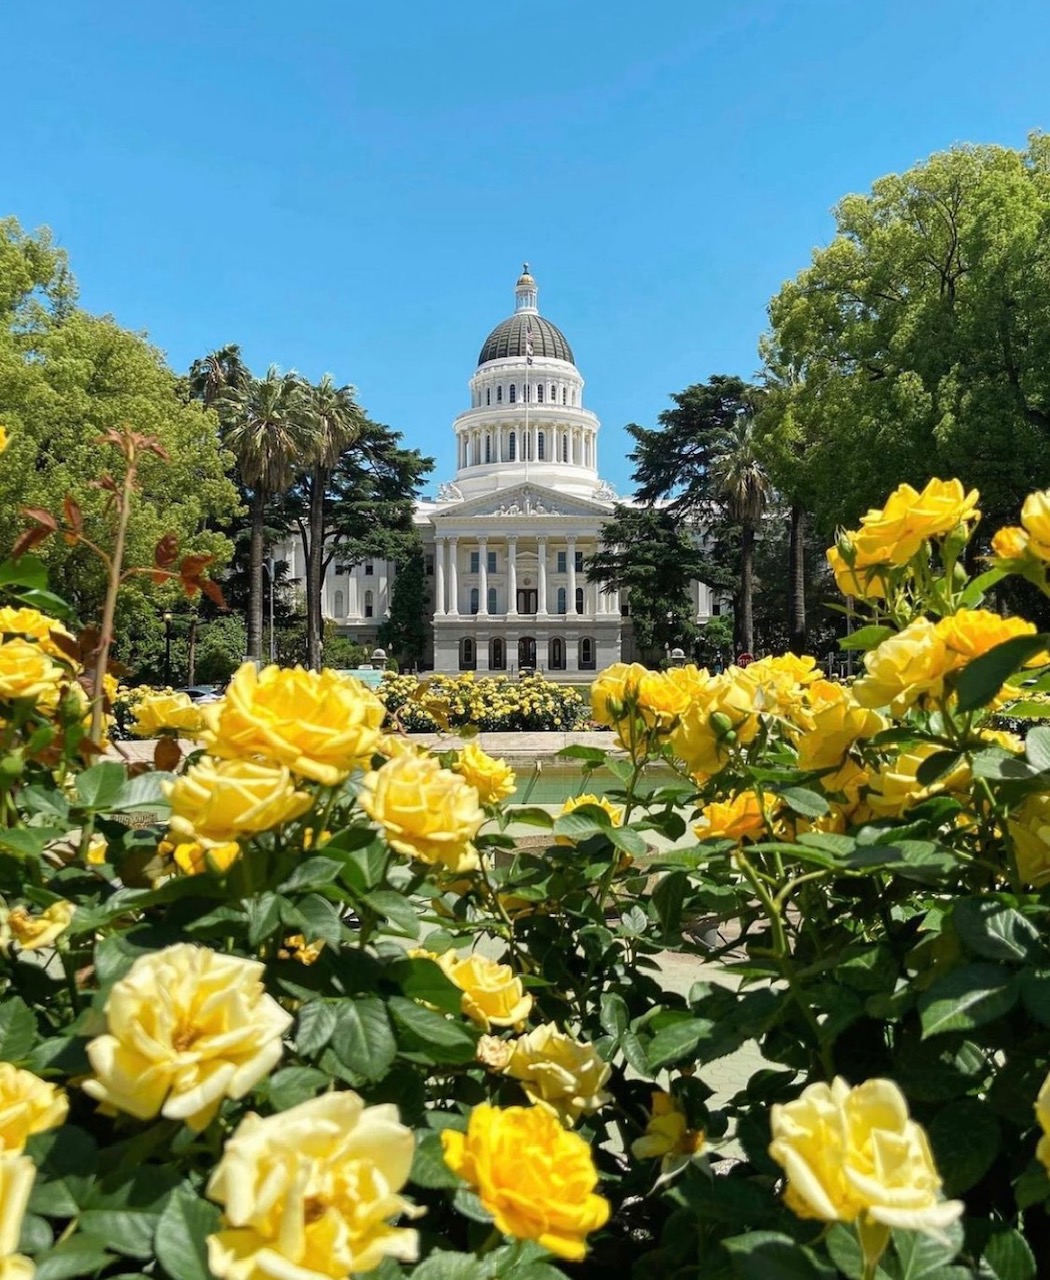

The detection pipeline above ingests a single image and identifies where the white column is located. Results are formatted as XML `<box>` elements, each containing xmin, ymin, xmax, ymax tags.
<box><xmin>537</xmin><ymin>539</ymin><xmax>549</xmax><ymax>617</ymax></box>
<box><xmin>478</xmin><ymin>538</ymin><xmax>489</xmax><ymax>615</ymax></box>
<box><xmin>567</xmin><ymin>537</ymin><xmax>577</xmax><ymax>614</ymax></box>
<box><xmin>448</xmin><ymin>539</ymin><xmax>460</xmax><ymax>616</ymax></box>
<box><xmin>507</xmin><ymin>538</ymin><xmax>518</xmax><ymax>615</ymax></box>
<box><xmin>434</xmin><ymin>539</ymin><xmax>446</xmax><ymax>617</ymax></box>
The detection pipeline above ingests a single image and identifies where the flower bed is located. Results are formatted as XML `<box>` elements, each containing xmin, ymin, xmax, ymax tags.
<box><xmin>0</xmin><ymin>477</ymin><xmax>1050</xmax><ymax>1277</ymax></box>
<box><xmin>377</xmin><ymin>671</ymin><xmax>588</xmax><ymax>733</ymax></box>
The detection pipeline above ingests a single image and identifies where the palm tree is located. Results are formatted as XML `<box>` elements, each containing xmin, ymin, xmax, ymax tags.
<box><xmin>187</xmin><ymin>344</ymin><xmax>250</xmax><ymax>410</ymax></box>
<box><xmin>710</xmin><ymin>415</ymin><xmax>771</xmax><ymax>655</ymax></box>
<box><xmin>297</xmin><ymin>375</ymin><xmax>365</xmax><ymax>669</ymax></box>
<box><xmin>221</xmin><ymin>367</ymin><xmax>305</xmax><ymax>662</ymax></box>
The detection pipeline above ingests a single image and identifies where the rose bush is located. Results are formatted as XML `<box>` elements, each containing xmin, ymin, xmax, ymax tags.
<box><xmin>2</xmin><ymin>473</ymin><xmax>1050</xmax><ymax>1278</ymax></box>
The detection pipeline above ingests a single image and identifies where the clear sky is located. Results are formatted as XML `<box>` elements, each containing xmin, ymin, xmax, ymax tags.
<box><xmin>3</xmin><ymin>0</ymin><xmax>1048</xmax><ymax>496</ymax></box>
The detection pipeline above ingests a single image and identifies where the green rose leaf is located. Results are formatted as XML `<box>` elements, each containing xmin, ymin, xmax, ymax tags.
<box><xmin>0</xmin><ymin>996</ymin><xmax>37</xmax><ymax>1061</ymax></box>
<box><xmin>954</xmin><ymin>635</ymin><xmax>1049</xmax><ymax>712</ymax></box>
<box><xmin>389</xmin><ymin>996</ymin><xmax>478</xmax><ymax>1065</ymax></box>
<box><xmin>331</xmin><ymin>997</ymin><xmax>397</xmax><ymax>1079</ymax></box>
<box><xmin>952</xmin><ymin>899</ymin><xmax>1042</xmax><ymax>963</ymax></box>
<box><xmin>723</xmin><ymin>1230</ymin><xmax>837</xmax><ymax>1279</ymax></box>
<box><xmin>918</xmin><ymin>963</ymin><xmax>1019</xmax><ymax>1038</ymax></box>
<box><xmin>154</xmin><ymin>1184</ymin><xmax>222</xmax><ymax>1280</ymax></box>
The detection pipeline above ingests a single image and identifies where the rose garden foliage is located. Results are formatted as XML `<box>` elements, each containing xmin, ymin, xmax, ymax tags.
<box><xmin>2</xmin><ymin>467</ymin><xmax>1050</xmax><ymax>1278</ymax></box>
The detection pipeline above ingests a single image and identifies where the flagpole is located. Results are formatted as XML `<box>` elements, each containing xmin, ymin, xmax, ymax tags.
<box><xmin>524</xmin><ymin>318</ymin><xmax>530</xmax><ymax>485</ymax></box>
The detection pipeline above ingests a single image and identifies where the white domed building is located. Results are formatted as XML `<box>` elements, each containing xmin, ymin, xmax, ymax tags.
<box><xmin>303</xmin><ymin>266</ymin><xmax>722</xmax><ymax>674</ymax></box>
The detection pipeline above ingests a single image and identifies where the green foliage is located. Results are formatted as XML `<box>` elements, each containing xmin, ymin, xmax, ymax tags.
<box><xmin>380</xmin><ymin>541</ymin><xmax>429</xmax><ymax>670</ymax></box>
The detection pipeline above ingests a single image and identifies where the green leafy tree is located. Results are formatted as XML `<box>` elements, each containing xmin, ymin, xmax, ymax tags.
<box><xmin>709</xmin><ymin>415</ymin><xmax>772</xmax><ymax>654</ymax></box>
<box><xmin>379</xmin><ymin>540</ymin><xmax>428</xmax><ymax>670</ymax></box>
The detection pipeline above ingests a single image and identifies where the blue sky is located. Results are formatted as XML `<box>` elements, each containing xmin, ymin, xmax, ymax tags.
<box><xmin>3</xmin><ymin>0</ymin><xmax>1048</xmax><ymax>495</ymax></box>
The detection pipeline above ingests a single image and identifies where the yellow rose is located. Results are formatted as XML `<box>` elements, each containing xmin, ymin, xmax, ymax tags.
<box><xmin>1021</xmin><ymin>489</ymin><xmax>1050</xmax><ymax>560</ymax></box>
<box><xmin>631</xmin><ymin>1091</ymin><xmax>704</xmax><ymax>1161</ymax></box>
<box><xmin>867</xmin><ymin>743</ymin><xmax>971</xmax><ymax>817</ymax></box>
<box><xmin>207</xmin><ymin>1092</ymin><xmax>419</xmax><ymax>1280</ymax></box>
<box><xmin>693</xmin><ymin>790</ymin><xmax>774</xmax><ymax>843</ymax></box>
<box><xmin>357</xmin><ymin>753</ymin><xmax>483</xmax><ymax>874</ymax></box>
<box><xmin>503</xmin><ymin>1023</ymin><xmax>612</xmax><ymax>1126</ymax></box>
<box><xmin>426</xmin><ymin>950</ymin><xmax>533</xmax><ymax>1030</ymax></box>
<box><xmin>852</xmin><ymin>618</ymin><xmax>952</xmax><ymax>713</ymax></box>
<box><xmin>0</xmin><ymin>427</ymin><xmax>8</xmax><ymax>455</ymax></box>
<box><xmin>853</xmin><ymin>478</ymin><xmax>979</xmax><ymax>567</ymax></box>
<box><xmin>86</xmin><ymin>834</ymin><xmax>108</xmax><ymax>866</ymax></box>
<box><xmin>165</xmin><ymin>756</ymin><xmax>313</xmax><ymax>847</ymax></box>
<box><xmin>0</xmin><ymin>639</ymin><xmax>65</xmax><ymax>703</ymax></box>
<box><xmin>202</xmin><ymin>662</ymin><xmax>385</xmax><ymax>785</ymax></box>
<box><xmin>798</xmin><ymin>681</ymin><xmax>886</xmax><ymax>774</ymax></box>
<box><xmin>590</xmin><ymin>662</ymin><xmax>648</xmax><ymax>750</ymax></box>
<box><xmin>991</xmin><ymin>525</ymin><xmax>1030</xmax><ymax>562</ymax></box>
<box><xmin>452</xmin><ymin>742</ymin><xmax>517</xmax><ymax>805</ymax></box>
<box><xmin>1035</xmin><ymin>1069</ymin><xmax>1050</xmax><ymax>1173</ymax></box>
<box><xmin>165</xmin><ymin>839</ymin><xmax>242</xmax><ymax>877</ymax></box>
<box><xmin>1008</xmin><ymin>793</ymin><xmax>1050</xmax><ymax>887</ymax></box>
<box><xmin>556</xmin><ymin>793</ymin><xmax>625</xmax><ymax>846</ymax></box>
<box><xmin>0</xmin><ymin>1065</ymin><xmax>68</xmax><ymax>1151</ymax></box>
<box><xmin>277</xmin><ymin>934</ymin><xmax>325</xmax><ymax>965</ymax></box>
<box><xmin>0</xmin><ymin>1152</ymin><xmax>35</xmax><ymax>1280</ymax></box>
<box><xmin>1</xmin><ymin>901</ymin><xmax>74</xmax><ymax>953</ymax></box>
<box><xmin>83</xmin><ymin>943</ymin><xmax>292</xmax><ymax>1131</ymax></box>
<box><xmin>826</xmin><ymin>539</ymin><xmax>890</xmax><ymax>601</ymax></box>
<box><xmin>442</xmin><ymin>1104</ymin><xmax>609</xmax><ymax>1261</ymax></box>
<box><xmin>669</xmin><ymin>666</ymin><xmax>757</xmax><ymax>778</ymax></box>
<box><xmin>769</xmin><ymin>1077</ymin><xmax>963</xmax><ymax>1269</ymax></box>
<box><xmin>0</xmin><ymin>608</ymin><xmax>76</xmax><ymax>664</ymax></box>
<box><xmin>934</xmin><ymin>609</ymin><xmax>1042</xmax><ymax>671</ymax></box>
<box><xmin>132</xmin><ymin>690</ymin><xmax>206</xmax><ymax>738</ymax></box>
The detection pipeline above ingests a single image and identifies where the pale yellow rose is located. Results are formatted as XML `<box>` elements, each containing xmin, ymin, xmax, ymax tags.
<box><xmin>1021</xmin><ymin>489</ymin><xmax>1050</xmax><ymax>560</ymax></box>
<box><xmin>452</xmin><ymin>742</ymin><xmax>516</xmax><ymax>805</ymax></box>
<box><xmin>1</xmin><ymin>902</ymin><xmax>75</xmax><ymax>953</ymax></box>
<box><xmin>202</xmin><ymin>663</ymin><xmax>385</xmax><ymax>785</ymax></box>
<box><xmin>769</xmin><ymin>1077</ymin><xmax>963</xmax><ymax>1269</ymax></box>
<box><xmin>132</xmin><ymin>690</ymin><xmax>206</xmax><ymax>738</ymax></box>
<box><xmin>206</xmin><ymin>1092</ymin><xmax>419</xmax><ymax>1280</ymax></box>
<box><xmin>1035</xmin><ymin>1069</ymin><xmax>1050</xmax><ymax>1173</ymax></box>
<box><xmin>357</xmin><ymin>753</ymin><xmax>483</xmax><ymax>874</ymax></box>
<box><xmin>797</xmin><ymin>681</ymin><xmax>885</xmax><ymax>775</ymax></box>
<box><xmin>0</xmin><ymin>608</ymin><xmax>76</xmax><ymax>664</ymax></box>
<box><xmin>0</xmin><ymin>1152</ymin><xmax>36</xmax><ymax>1280</ymax></box>
<box><xmin>631</xmin><ymin>1091</ymin><xmax>704</xmax><ymax>1162</ymax></box>
<box><xmin>693</xmin><ymin>790</ymin><xmax>775</xmax><ymax>843</ymax></box>
<box><xmin>504</xmin><ymin>1023</ymin><xmax>612</xmax><ymax>1126</ymax></box>
<box><xmin>867</xmin><ymin>743</ymin><xmax>972</xmax><ymax>817</ymax></box>
<box><xmin>0</xmin><ymin>1065</ymin><xmax>68</xmax><ymax>1152</ymax></box>
<box><xmin>442</xmin><ymin>1103</ymin><xmax>609</xmax><ymax>1262</ymax></box>
<box><xmin>165</xmin><ymin>756</ymin><xmax>313</xmax><ymax>848</ymax></box>
<box><xmin>853</xmin><ymin>618</ymin><xmax>952</xmax><ymax>713</ymax></box>
<box><xmin>0</xmin><ymin>639</ymin><xmax>65</xmax><ymax>703</ymax></box>
<box><xmin>422</xmin><ymin>950</ymin><xmax>532</xmax><ymax>1030</ymax></box>
<box><xmin>1008</xmin><ymin>793</ymin><xmax>1050</xmax><ymax>887</ymax></box>
<box><xmin>83</xmin><ymin>943</ymin><xmax>292</xmax><ymax>1130</ymax></box>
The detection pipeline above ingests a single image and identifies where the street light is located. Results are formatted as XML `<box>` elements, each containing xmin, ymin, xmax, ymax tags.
<box><xmin>163</xmin><ymin>612</ymin><xmax>173</xmax><ymax>687</ymax></box>
<box><xmin>262</xmin><ymin>557</ymin><xmax>276</xmax><ymax>665</ymax></box>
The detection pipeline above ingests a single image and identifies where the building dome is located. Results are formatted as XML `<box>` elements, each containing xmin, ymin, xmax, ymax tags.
<box><xmin>477</xmin><ymin>313</ymin><xmax>575</xmax><ymax>367</ymax></box>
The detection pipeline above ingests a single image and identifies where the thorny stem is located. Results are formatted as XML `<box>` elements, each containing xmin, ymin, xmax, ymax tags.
<box><xmin>90</xmin><ymin>439</ymin><xmax>139</xmax><ymax>745</ymax></box>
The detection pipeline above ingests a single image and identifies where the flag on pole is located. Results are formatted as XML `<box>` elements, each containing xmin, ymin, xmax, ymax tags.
<box><xmin>525</xmin><ymin>319</ymin><xmax>534</xmax><ymax>365</ymax></box>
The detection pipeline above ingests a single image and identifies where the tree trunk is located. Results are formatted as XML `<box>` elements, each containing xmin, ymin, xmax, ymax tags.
<box><xmin>247</xmin><ymin>489</ymin><xmax>265</xmax><ymax>662</ymax></box>
<box><xmin>788</xmin><ymin>503</ymin><xmax>807</xmax><ymax>655</ymax></box>
<box><xmin>306</xmin><ymin>468</ymin><xmax>327</xmax><ymax>670</ymax></box>
<box><xmin>739</xmin><ymin>524</ymin><xmax>755</xmax><ymax>655</ymax></box>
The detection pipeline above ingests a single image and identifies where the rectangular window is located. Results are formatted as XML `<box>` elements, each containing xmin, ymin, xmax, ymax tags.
<box><xmin>487</xmin><ymin>550</ymin><xmax>497</xmax><ymax>573</ymax></box>
<box><xmin>556</xmin><ymin>551</ymin><xmax>567</xmax><ymax>574</ymax></box>
<box><xmin>574</xmin><ymin>551</ymin><xmax>584</xmax><ymax>572</ymax></box>
<box><xmin>365</xmin><ymin>562</ymin><xmax>374</xmax><ymax>576</ymax></box>
<box><xmin>470</xmin><ymin>551</ymin><xmax>480</xmax><ymax>574</ymax></box>
<box><xmin>335</xmin><ymin>565</ymin><xmax>346</xmax><ymax>576</ymax></box>
<box><xmin>425</xmin><ymin>556</ymin><xmax>434</xmax><ymax>577</ymax></box>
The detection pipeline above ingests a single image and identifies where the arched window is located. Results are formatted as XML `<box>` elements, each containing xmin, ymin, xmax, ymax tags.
<box><xmin>556</xmin><ymin>587</ymin><xmax>567</xmax><ymax>615</ymax></box>
<box><xmin>575</xmin><ymin>586</ymin><xmax>585</xmax><ymax>614</ymax></box>
<box><xmin>536</xmin><ymin>383</ymin><xmax>543</xmax><ymax>403</ymax></box>
<box><xmin>460</xmin><ymin>638</ymin><xmax>475</xmax><ymax>670</ymax></box>
<box><xmin>562</xmin><ymin>386</ymin><xmax>567</xmax><ymax>404</ymax></box>
<box><xmin>509</xmin><ymin>431</ymin><xmax>516</xmax><ymax>461</ymax></box>
<box><xmin>550</xmin><ymin>385</ymin><xmax>556</xmax><ymax>401</ymax></box>
<box><xmin>549</xmin><ymin>637</ymin><xmax>565</xmax><ymax>670</ymax></box>
<box><xmin>333</xmin><ymin>590</ymin><xmax>344</xmax><ymax>617</ymax></box>
<box><xmin>562</xmin><ymin>435</ymin><xmax>569</xmax><ymax>463</ymax></box>
<box><xmin>509</xmin><ymin>385</ymin><xmax>517</xmax><ymax>404</ymax></box>
<box><xmin>469</xmin><ymin>588</ymin><xmax>479</xmax><ymax>615</ymax></box>
<box><xmin>486</xmin><ymin>387</ymin><xmax>491</xmax><ymax>406</ymax></box>
<box><xmin>537</xmin><ymin>432</ymin><xmax>545</xmax><ymax>460</ymax></box>
<box><xmin>579</xmin><ymin>637</ymin><xmax>595</xmax><ymax>670</ymax></box>
<box><xmin>487</xmin><ymin>586</ymin><xmax>497</xmax><ymax>615</ymax></box>
<box><xmin>490</xmin><ymin>638</ymin><xmax>505</xmax><ymax>670</ymax></box>
<box><xmin>364</xmin><ymin>590</ymin><xmax>374</xmax><ymax>618</ymax></box>
<box><xmin>497</xmin><ymin>386</ymin><xmax>503</xmax><ymax>403</ymax></box>
<box><xmin>485</xmin><ymin>435</ymin><xmax>491</xmax><ymax>463</ymax></box>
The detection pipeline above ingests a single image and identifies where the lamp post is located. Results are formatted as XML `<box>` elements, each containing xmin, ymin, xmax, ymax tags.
<box><xmin>163</xmin><ymin>612</ymin><xmax>173</xmax><ymax>687</ymax></box>
<box><xmin>262</xmin><ymin>557</ymin><xmax>277</xmax><ymax>665</ymax></box>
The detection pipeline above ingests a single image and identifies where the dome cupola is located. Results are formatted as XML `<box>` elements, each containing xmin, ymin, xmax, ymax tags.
<box><xmin>477</xmin><ymin>264</ymin><xmax>575</xmax><ymax>367</ymax></box>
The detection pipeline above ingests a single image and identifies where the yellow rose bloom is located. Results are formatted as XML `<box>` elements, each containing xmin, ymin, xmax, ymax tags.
<box><xmin>1</xmin><ymin>901</ymin><xmax>75</xmax><ymax>953</ymax></box>
<box><xmin>852</xmin><ymin>618</ymin><xmax>952</xmax><ymax>713</ymax></box>
<box><xmin>0</xmin><ymin>639</ymin><xmax>65</xmax><ymax>703</ymax></box>
<box><xmin>426</xmin><ymin>950</ymin><xmax>533</xmax><ymax>1030</ymax></box>
<box><xmin>693</xmin><ymin>790</ymin><xmax>774</xmax><ymax>843</ymax></box>
<box><xmin>202</xmin><ymin>662</ymin><xmax>385</xmax><ymax>785</ymax></box>
<box><xmin>165</xmin><ymin>756</ymin><xmax>313</xmax><ymax>847</ymax></box>
<box><xmin>86</xmin><ymin>834</ymin><xmax>108</xmax><ymax>866</ymax></box>
<box><xmin>0</xmin><ymin>1152</ymin><xmax>36</xmax><ymax>1280</ymax></box>
<box><xmin>867</xmin><ymin>743</ymin><xmax>971</xmax><ymax>817</ymax></box>
<box><xmin>0</xmin><ymin>427</ymin><xmax>8</xmax><ymax>455</ymax></box>
<box><xmin>558</xmin><ymin>791</ymin><xmax>625</xmax><ymax>834</ymax></box>
<box><xmin>442</xmin><ymin>1103</ymin><xmax>609</xmax><ymax>1261</ymax></box>
<box><xmin>991</xmin><ymin>525</ymin><xmax>1030</xmax><ymax>562</ymax></box>
<box><xmin>0</xmin><ymin>1065</ymin><xmax>68</xmax><ymax>1151</ymax></box>
<box><xmin>769</xmin><ymin>1077</ymin><xmax>962</xmax><ymax>1267</ymax></box>
<box><xmin>669</xmin><ymin>666</ymin><xmax>758</xmax><ymax>778</ymax></box>
<box><xmin>503</xmin><ymin>1023</ymin><xmax>612</xmax><ymax>1126</ymax></box>
<box><xmin>277</xmin><ymin>935</ymin><xmax>325</xmax><ymax>965</ymax></box>
<box><xmin>826</xmin><ymin>540</ymin><xmax>890</xmax><ymax>601</ymax></box>
<box><xmin>797</xmin><ymin>680</ymin><xmax>886</xmax><ymax>774</ymax></box>
<box><xmin>590</xmin><ymin>662</ymin><xmax>648</xmax><ymax>751</ymax></box>
<box><xmin>1008</xmin><ymin>793</ymin><xmax>1050</xmax><ymax>887</ymax></box>
<box><xmin>83</xmin><ymin>943</ymin><xmax>292</xmax><ymax>1131</ymax></box>
<box><xmin>132</xmin><ymin>690</ymin><xmax>206</xmax><ymax>738</ymax></box>
<box><xmin>1035</xmin><ymin>1069</ymin><xmax>1050</xmax><ymax>1173</ymax></box>
<box><xmin>631</xmin><ymin>1091</ymin><xmax>704</xmax><ymax>1161</ymax></box>
<box><xmin>0</xmin><ymin>607</ymin><xmax>76</xmax><ymax>663</ymax></box>
<box><xmin>1021</xmin><ymin>489</ymin><xmax>1050</xmax><ymax>560</ymax></box>
<box><xmin>934</xmin><ymin>609</ymin><xmax>1042</xmax><ymax>671</ymax></box>
<box><xmin>452</xmin><ymin>742</ymin><xmax>517</xmax><ymax>805</ymax></box>
<box><xmin>166</xmin><ymin>839</ymin><xmax>243</xmax><ymax>877</ymax></box>
<box><xmin>853</xmin><ymin>478</ymin><xmax>979</xmax><ymax>567</ymax></box>
<box><xmin>206</xmin><ymin>1092</ymin><xmax>419</xmax><ymax>1280</ymax></box>
<box><xmin>358</xmin><ymin>753</ymin><xmax>483</xmax><ymax>874</ymax></box>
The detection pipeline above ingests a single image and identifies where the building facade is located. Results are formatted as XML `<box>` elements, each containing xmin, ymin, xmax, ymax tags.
<box><xmin>286</xmin><ymin>266</ymin><xmax>720</xmax><ymax>675</ymax></box>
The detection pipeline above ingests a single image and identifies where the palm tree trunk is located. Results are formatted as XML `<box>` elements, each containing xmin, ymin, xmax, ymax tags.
<box><xmin>739</xmin><ymin>524</ymin><xmax>755</xmax><ymax>655</ymax></box>
<box><xmin>788</xmin><ymin>503</ymin><xmax>807</xmax><ymax>655</ymax></box>
<box><xmin>248</xmin><ymin>489</ymin><xmax>265</xmax><ymax>662</ymax></box>
<box><xmin>306</xmin><ymin>467</ymin><xmax>326</xmax><ymax>670</ymax></box>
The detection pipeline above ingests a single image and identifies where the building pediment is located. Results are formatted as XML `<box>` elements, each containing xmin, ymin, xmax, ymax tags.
<box><xmin>430</xmin><ymin>482</ymin><xmax>612</xmax><ymax>522</ymax></box>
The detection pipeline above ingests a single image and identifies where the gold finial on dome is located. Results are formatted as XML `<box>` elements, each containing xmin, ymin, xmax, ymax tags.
<box><xmin>517</xmin><ymin>261</ymin><xmax>534</xmax><ymax>285</ymax></box>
